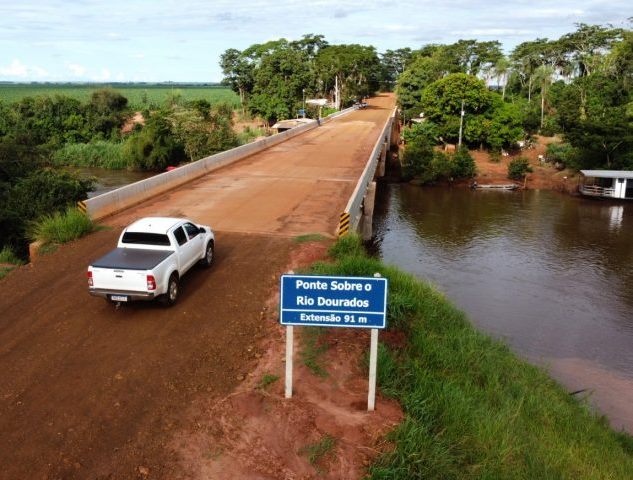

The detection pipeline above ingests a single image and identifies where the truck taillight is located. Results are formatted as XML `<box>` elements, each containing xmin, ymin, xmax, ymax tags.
<box><xmin>87</xmin><ymin>270</ymin><xmax>93</xmax><ymax>287</ymax></box>
<box><xmin>146</xmin><ymin>275</ymin><xmax>157</xmax><ymax>291</ymax></box>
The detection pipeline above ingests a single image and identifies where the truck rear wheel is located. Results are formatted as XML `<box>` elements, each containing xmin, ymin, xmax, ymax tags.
<box><xmin>200</xmin><ymin>241</ymin><xmax>214</xmax><ymax>268</ymax></box>
<box><xmin>161</xmin><ymin>273</ymin><xmax>179</xmax><ymax>307</ymax></box>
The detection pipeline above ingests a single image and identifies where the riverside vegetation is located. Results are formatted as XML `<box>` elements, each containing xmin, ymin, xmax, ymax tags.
<box><xmin>0</xmin><ymin>87</ymin><xmax>240</xmax><ymax>260</ymax></box>
<box><xmin>397</xmin><ymin>23</ymin><xmax>633</xmax><ymax>183</ymax></box>
<box><xmin>310</xmin><ymin>235</ymin><xmax>633</xmax><ymax>479</ymax></box>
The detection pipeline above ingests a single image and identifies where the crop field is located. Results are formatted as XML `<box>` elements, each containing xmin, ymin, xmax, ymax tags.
<box><xmin>0</xmin><ymin>83</ymin><xmax>239</xmax><ymax>109</ymax></box>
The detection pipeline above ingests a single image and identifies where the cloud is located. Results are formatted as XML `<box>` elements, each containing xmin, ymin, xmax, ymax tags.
<box><xmin>0</xmin><ymin>59</ymin><xmax>28</xmax><ymax>77</ymax></box>
<box><xmin>0</xmin><ymin>59</ymin><xmax>49</xmax><ymax>78</ymax></box>
<box><xmin>450</xmin><ymin>28</ymin><xmax>536</xmax><ymax>37</ymax></box>
<box><xmin>31</xmin><ymin>65</ymin><xmax>49</xmax><ymax>77</ymax></box>
<box><xmin>92</xmin><ymin>68</ymin><xmax>111</xmax><ymax>81</ymax></box>
<box><xmin>67</xmin><ymin>63</ymin><xmax>86</xmax><ymax>76</ymax></box>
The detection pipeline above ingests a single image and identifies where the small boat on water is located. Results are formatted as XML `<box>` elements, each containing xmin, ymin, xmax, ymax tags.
<box><xmin>470</xmin><ymin>182</ymin><xmax>518</xmax><ymax>191</ymax></box>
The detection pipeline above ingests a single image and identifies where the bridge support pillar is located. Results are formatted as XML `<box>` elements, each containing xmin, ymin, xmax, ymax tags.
<box><xmin>377</xmin><ymin>142</ymin><xmax>387</xmax><ymax>177</ymax></box>
<box><xmin>390</xmin><ymin>118</ymin><xmax>400</xmax><ymax>148</ymax></box>
<box><xmin>360</xmin><ymin>181</ymin><xmax>377</xmax><ymax>241</ymax></box>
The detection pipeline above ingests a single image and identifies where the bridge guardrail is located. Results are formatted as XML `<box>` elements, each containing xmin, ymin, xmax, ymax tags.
<box><xmin>84</xmin><ymin>119</ymin><xmax>318</xmax><ymax>220</ymax></box>
<box><xmin>339</xmin><ymin>107</ymin><xmax>398</xmax><ymax>236</ymax></box>
<box><xmin>84</xmin><ymin>104</ymin><xmax>361</xmax><ymax>221</ymax></box>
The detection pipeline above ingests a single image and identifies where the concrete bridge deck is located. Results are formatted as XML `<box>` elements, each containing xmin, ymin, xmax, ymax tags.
<box><xmin>107</xmin><ymin>94</ymin><xmax>395</xmax><ymax>236</ymax></box>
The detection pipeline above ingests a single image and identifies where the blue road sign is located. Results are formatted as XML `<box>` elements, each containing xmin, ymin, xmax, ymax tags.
<box><xmin>280</xmin><ymin>275</ymin><xmax>388</xmax><ymax>329</ymax></box>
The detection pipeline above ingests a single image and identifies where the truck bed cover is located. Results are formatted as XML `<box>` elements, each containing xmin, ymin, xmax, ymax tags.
<box><xmin>91</xmin><ymin>248</ymin><xmax>174</xmax><ymax>270</ymax></box>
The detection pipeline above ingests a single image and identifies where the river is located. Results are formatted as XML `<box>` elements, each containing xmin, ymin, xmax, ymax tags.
<box><xmin>372</xmin><ymin>184</ymin><xmax>633</xmax><ymax>432</ymax></box>
<box><xmin>64</xmin><ymin>167</ymin><xmax>156</xmax><ymax>198</ymax></box>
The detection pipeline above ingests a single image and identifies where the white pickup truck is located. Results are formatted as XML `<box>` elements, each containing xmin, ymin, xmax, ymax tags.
<box><xmin>87</xmin><ymin>217</ymin><xmax>215</xmax><ymax>306</ymax></box>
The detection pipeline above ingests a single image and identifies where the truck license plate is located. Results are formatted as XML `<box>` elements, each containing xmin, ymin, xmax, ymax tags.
<box><xmin>111</xmin><ymin>295</ymin><xmax>128</xmax><ymax>302</ymax></box>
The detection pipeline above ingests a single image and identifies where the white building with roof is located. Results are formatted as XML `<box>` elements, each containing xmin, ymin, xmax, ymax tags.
<box><xmin>579</xmin><ymin>170</ymin><xmax>633</xmax><ymax>200</ymax></box>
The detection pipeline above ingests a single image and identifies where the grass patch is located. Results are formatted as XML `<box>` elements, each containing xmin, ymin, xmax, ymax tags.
<box><xmin>0</xmin><ymin>246</ymin><xmax>25</xmax><ymax>280</ymax></box>
<box><xmin>0</xmin><ymin>246</ymin><xmax>24</xmax><ymax>265</ymax></box>
<box><xmin>237</xmin><ymin>126</ymin><xmax>269</xmax><ymax>145</ymax></box>
<box><xmin>30</xmin><ymin>207</ymin><xmax>95</xmax><ymax>245</ymax></box>
<box><xmin>258</xmin><ymin>374</ymin><xmax>279</xmax><ymax>390</ymax></box>
<box><xmin>300</xmin><ymin>327</ymin><xmax>329</xmax><ymax>378</ymax></box>
<box><xmin>0</xmin><ymin>266</ymin><xmax>15</xmax><ymax>280</ymax></box>
<box><xmin>309</xmin><ymin>234</ymin><xmax>633</xmax><ymax>479</ymax></box>
<box><xmin>299</xmin><ymin>434</ymin><xmax>337</xmax><ymax>469</ymax></box>
<box><xmin>293</xmin><ymin>233</ymin><xmax>327</xmax><ymax>244</ymax></box>
<box><xmin>51</xmin><ymin>141</ymin><xmax>129</xmax><ymax>169</ymax></box>
<box><xmin>38</xmin><ymin>244</ymin><xmax>59</xmax><ymax>256</ymax></box>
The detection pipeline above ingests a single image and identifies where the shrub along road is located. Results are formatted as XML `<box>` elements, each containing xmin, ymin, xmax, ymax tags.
<box><xmin>0</xmin><ymin>95</ymin><xmax>396</xmax><ymax>478</ymax></box>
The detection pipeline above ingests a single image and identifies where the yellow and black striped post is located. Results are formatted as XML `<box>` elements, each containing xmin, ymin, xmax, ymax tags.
<box><xmin>77</xmin><ymin>201</ymin><xmax>87</xmax><ymax>215</ymax></box>
<box><xmin>338</xmin><ymin>212</ymin><xmax>351</xmax><ymax>237</ymax></box>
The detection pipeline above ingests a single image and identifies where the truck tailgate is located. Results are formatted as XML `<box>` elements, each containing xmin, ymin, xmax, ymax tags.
<box><xmin>91</xmin><ymin>267</ymin><xmax>148</xmax><ymax>292</ymax></box>
<box><xmin>90</xmin><ymin>249</ymin><xmax>174</xmax><ymax>293</ymax></box>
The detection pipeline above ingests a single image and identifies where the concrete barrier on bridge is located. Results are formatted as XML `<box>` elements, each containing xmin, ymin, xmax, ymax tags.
<box><xmin>84</xmin><ymin>104</ymin><xmax>360</xmax><ymax>221</ymax></box>
<box><xmin>322</xmin><ymin>104</ymin><xmax>358</xmax><ymax>124</ymax></box>
<box><xmin>84</xmin><ymin>119</ymin><xmax>319</xmax><ymax>220</ymax></box>
<box><xmin>339</xmin><ymin>108</ymin><xmax>398</xmax><ymax>239</ymax></box>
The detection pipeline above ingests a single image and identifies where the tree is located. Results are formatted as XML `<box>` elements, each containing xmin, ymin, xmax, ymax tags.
<box><xmin>441</xmin><ymin>40</ymin><xmax>503</xmax><ymax>76</ymax></box>
<box><xmin>85</xmin><ymin>89</ymin><xmax>128</xmax><ymax>139</ymax></box>
<box><xmin>396</xmin><ymin>56</ymin><xmax>444</xmax><ymax>121</ymax></box>
<box><xmin>420</xmin><ymin>73</ymin><xmax>493</xmax><ymax>143</ymax></box>
<box><xmin>381</xmin><ymin>48</ymin><xmax>413</xmax><ymax>89</ymax></box>
<box><xmin>220</xmin><ymin>48</ymin><xmax>255</xmax><ymax>113</ymax></box>
<box><xmin>558</xmin><ymin>23</ymin><xmax>623</xmax><ymax>76</ymax></box>
<box><xmin>316</xmin><ymin>44</ymin><xmax>381</xmax><ymax>108</ymax></box>
<box><xmin>533</xmin><ymin>64</ymin><xmax>555</xmax><ymax>129</ymax></box>
<box><xmin>493</xmin><ymin>57</ymin><xmax>512</xmax><ymax>100</ymax></box>
<box><xmin>553</xmin><ymin>73</ymin><xmax>632</xmax><ymax>168</ymax></box>
<box><xmin>248</xmin><ymin>43</ymin><xmax>312</xmax><ymax>124</ymax></box>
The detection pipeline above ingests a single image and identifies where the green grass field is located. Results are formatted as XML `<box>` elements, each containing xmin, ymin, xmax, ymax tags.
<box><xmin>0</xmin><ymin>83</ymin><xmax>239</xmax><ymax>110</ymax></box>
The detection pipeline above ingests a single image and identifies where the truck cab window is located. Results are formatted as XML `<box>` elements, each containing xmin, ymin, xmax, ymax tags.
<box><xmin>173</xmin><ymin>227</ymin><xmax>188</xmax><ymax>246</ymax></box>
<box><xmin>184</xmin><ymin>223</ymin><xmax>199</xmax><ymax>239</ymax></box>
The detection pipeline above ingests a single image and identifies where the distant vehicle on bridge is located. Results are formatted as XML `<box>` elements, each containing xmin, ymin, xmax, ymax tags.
<box><xmin>87</xmin><ymin>217</ymin><xmax>215</xmax><ymax>307</ymax></box>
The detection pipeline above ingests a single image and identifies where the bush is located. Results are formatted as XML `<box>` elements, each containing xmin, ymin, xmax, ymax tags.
<box><xmin>122</xmin><ymin>113</ymin><xmax>185</xmax><ymax>171</ymax></box>
<box><xmin>451</xmin><ymin>146</ymin><xmax>476</xmax><ymax>179</ymax></box>
<box><xmin>545</xmin><ymin>143</ymin><xmax>574</xmax><ymax>166</ymax></box>
<box><xmin>508</xmin><ymin>156</ymin><xmax>532</xmax><ymax>180</ymax></box>
<box><xmin>29</xmin><ymin>207</ymin><xmax>94</xmax><ymax>245</ymax></box>
<box><xmin>401</xmin><ymin>137</ymin><xmax>434</xmax><ymax>179</ymax></box>
<box><xmin>489</xmin><ymin>149</ymin><xmax>501</xmax><ymax>163</ymax></box>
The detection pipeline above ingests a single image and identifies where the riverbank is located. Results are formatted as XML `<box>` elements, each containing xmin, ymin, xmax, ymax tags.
<box><xmin>321</xmin><ymin>235</ymin><xmax>633</xmax><ymax>478</ymax></box>
<box><xmin>470</xmin><ymin>135</ymin><xmax>580</xmax><ymax>193</ymax></box>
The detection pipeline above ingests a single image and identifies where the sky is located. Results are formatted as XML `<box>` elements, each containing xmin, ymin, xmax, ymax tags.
<box><xmin>0</xmin><ymin>0</ymin><xmax>630</xmax><ymax>83</ymax></box>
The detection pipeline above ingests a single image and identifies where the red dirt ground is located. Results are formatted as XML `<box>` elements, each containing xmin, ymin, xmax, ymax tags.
<box><xmin>0</xmin><ymin>95</ymin><xmax>402</xmax><ymax>479</ymax></box>
<box><xmin>469</xmin><ymin>135</ymin><xmax>580</xmax><ymax>193</ymax></box>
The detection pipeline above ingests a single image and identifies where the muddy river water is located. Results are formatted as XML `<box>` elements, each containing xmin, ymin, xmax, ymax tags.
<box><xmin>372</xmin><ymin>184</ymin><xmax>633</xmax><ymax>432</ymax></box>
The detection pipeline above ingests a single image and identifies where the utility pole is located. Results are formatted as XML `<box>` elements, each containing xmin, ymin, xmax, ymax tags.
<box><xmin>302</xmin><ymin>88</ymin><xmax>306</xmax><ymax>118</ymax></box>
<box><xmin>458</xmin><ymin>99</ymin><xmax>465</xmax><ymax>147</ymax></box>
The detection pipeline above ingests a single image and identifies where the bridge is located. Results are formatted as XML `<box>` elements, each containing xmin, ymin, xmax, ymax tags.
<box><xmin>0</xmin><ymin>94</ymin><xmax>398</xmax><ymax>477</ymax></box>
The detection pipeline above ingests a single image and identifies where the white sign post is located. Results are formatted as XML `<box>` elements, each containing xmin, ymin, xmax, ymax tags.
<box><xmin>285</xmin><ymin>325</ymin><xmax>293</xmax><ymax>398</ymax></box>
<box><xmin>280</xmin><ymin>273</ymin><xmax>387</xmax><ymax>411</ymax></box>
<box><xmin>367</xmin><ymin>328</ymin><xmax>379</xmax><ymax>411</ymax></box>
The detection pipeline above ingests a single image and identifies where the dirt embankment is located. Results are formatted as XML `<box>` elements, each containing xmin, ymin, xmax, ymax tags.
<box><xmin>470</xmin><ymin>136</ymin><xmax>580</xmax><ymax>193</ymax></box>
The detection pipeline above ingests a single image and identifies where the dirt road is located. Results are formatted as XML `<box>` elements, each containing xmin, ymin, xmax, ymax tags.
<box><xmin>0</xmin><ymin>95</ymin><xmax>396</xmax><ymax>478</ymax></box>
